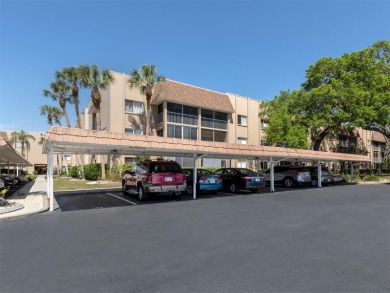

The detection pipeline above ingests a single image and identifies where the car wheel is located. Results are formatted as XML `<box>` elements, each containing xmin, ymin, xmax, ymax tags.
<box><xmin>15</xmin><ymin>178</ymin><xmax>20</xmax><ymax>185</ymax></box>
<box><xmin>284</xmin><ymin>178</ymin><xmax>293</xmax><ymax>188</ymax></box>
<box><xmin>122</xmin><ymin>181</ymin><xmax>127</xmax><ymax>195</ymax></box>
<box><xmin>186</xmin><ymin>185</ymin><xmax>193</xmax><ymax>196</ymax></box>
<box><xmin>311</xmin><ymin>178</ymin><xmax>318</xmax><ymax>187</ymax></box>
<box><xmin>250</xmin><ymin>189</ymin><xmax>258</xmax><ymax>193</ymax></box>
<box><xmin>137</xmin><ymin>185</ymin><xmax>148</xmax><ymax>201</ymax></box>
<box><xmin>229</xmin><ymin>183</ymin><xmax>239</xmax><ymax>193</ymax></box>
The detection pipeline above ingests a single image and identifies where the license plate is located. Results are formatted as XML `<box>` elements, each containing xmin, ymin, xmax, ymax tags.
<box><xmin>165</xmin><ymin>177</ymin><xmax>173</xmax><ymax>182</ymax></box>
<box><xmin>254</xmin><ymin>178</ymin><xmax>260</xmax><ymax>182</ymax></box>
<box><xmin>209</xmin><ymin>180</ymin><xmax>215</xmax><ymax>184</ymax></box>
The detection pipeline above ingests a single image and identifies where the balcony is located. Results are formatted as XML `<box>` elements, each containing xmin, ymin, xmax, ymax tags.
<box><xmin>167</xmin><ymin>112</ymin><xmax>198</xmax><ymax>126</ymax></box>
<box><xmin>201</xmin><ymin>117</ymin><xmax>227</xmax><ymax>130</ymax></box>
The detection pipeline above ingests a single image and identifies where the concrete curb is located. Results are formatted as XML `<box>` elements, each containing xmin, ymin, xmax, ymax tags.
<box><xmin>55</xmin><ymin>187</ymin><xmax>122</xmax><ymax>195</ymax></box>
<box><xmin>0</xmin><ymin>203</ymin><xmax>24</xmax><ymax>215</ymax></box>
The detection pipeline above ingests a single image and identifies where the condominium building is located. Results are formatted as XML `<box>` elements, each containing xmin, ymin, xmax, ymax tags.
<box><xmin>81</xmin><ymin>71</ymin><xmax>266</xmax><ymax>169</ymax></box>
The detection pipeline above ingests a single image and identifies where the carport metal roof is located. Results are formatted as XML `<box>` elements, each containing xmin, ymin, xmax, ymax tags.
<box><xmin>43</xmin><ymin>126</ymin><xmax>370</xmax><ymax>162</ymax></box>
<box><xmin>0</xmin><ymin>135</ymin><xmax>32</xmax><ymax>165</ymax></box>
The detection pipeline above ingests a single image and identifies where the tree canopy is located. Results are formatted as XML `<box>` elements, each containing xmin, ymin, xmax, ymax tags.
<box><xmin>260</xmin><ymin>40</ymin><xmax>390</xmax><ymax>150</ymax></box>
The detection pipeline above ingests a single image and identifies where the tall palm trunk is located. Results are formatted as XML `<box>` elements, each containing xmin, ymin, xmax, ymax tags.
<box><xmin>92</xmin><ymin>88</ymin><xmax>106</xmax><ymax>180</ymax></box>
<box><xmin>59</xmin><ymin>96</ymin><xmax>71</xmax><ymax>127</ymax></box>
<box><xmin>146</xmin><ymin>94</ymin><xmax>152</xmax><ymax>136</ymax></box>
<box><xmin>72</xmin><ymin>85</ymin><xmax>81</xmax><ymax>128</ymax></box>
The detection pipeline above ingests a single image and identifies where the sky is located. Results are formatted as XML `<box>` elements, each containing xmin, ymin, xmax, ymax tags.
<box><xmin>0</xmin><ymin>0</ymin><xmax>389</xmax><ymax>133</ymax></box>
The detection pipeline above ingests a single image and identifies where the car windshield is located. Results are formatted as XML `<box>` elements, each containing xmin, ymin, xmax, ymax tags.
<box><xmin>150</xmin><ymin>163</ymin><xmax>182</xmax><ymax>173</ymax></box>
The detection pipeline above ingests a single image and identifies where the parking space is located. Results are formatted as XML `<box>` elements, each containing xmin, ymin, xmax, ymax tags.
<box><xmin>54</xmin><ymin>183</ymin><xmax>347</xmax><ymax>212</ymax></box>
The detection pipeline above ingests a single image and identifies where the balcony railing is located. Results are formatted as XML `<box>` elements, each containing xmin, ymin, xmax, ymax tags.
<box><xmin>201</xmin><ymin>117</ymin><xmax>227</xmax><ymax>130</ymax></box>
<box><xmin>167</xmin><ymin>112</ymin><xmax>198</xmax><ymax>126</ymax></box>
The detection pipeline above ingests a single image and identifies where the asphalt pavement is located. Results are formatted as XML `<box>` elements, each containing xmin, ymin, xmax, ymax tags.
<box><xmin>1</xmin><ymin>183</ymin><xmax>389</xmax><ymax>292</ymax></box>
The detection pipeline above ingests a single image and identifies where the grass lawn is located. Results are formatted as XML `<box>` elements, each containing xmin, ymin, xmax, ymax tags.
<box><xmin>54</xmin><ymin>177</ymin><xmax>121</xmax><ymax>191</ymax></box>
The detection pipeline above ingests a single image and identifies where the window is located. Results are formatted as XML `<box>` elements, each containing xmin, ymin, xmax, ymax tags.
<box><xmin>15</xmin><ymin>142</ymin><xmax>22</xmax><ymax>148</ymax></box>
<box><xmin>237</xmin><ymin>160</ymin><xmax>247</xmax><ymax>168</ymax></box>
<box><xmin>260</xmin><ymin>120</ymin><xmax>268</xmax><ymax>128</ymax></box>
<box><xmin>157</xmin><ymin>130</ymin><xmax>163</xmax><ymax>137</ymax></box>
<box><xmin>237</xmin><ymin>137</ymin><xmax>247</xmax><ymax>144</ymax></box>
<box><xmin>238</xmin><ymin>115</ymin><xmax>247</xmax><ymax>126</ymax></box>
<box><xmin>125</xmin><ymin>157</ymin><xmax>135</xmax><ymax>164</ymax></box>
<box><xmin>125</xmin><ymin>128</ymin><xmax>143</xmax><ymax>135</ymax></box>
<box><xmin>260</xmin><ymin>140</ymin><xmax>267</xmax><ymax>146</ymax></box>
<box><xmin>125</xmin><ymin>100</ymin><xmax>143</xmax><ymax>114</ymax></box>
<box><xmin>167</xmin><ymin>124</ymin><xmax>197</xmax><ymax>140</ymax></box>
<box><xmin>63</xmin><ymin>155</ymin><xmax>71</xmax><ymax>161</ymax></box>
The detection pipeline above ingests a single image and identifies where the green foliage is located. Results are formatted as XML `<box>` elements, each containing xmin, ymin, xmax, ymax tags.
<box><xmin>122</xmin><ymin>163</ymin><xmax>133</xmax><ymax>172</ymax></box>
<box><xmin>342</xmin><ymin>174</ymin><xmax>359</xmax><ymax>183</ymax></box>
<box><xmin>83</xmin><ymin>164</ymin><xmax>102</xmax><ymax>181</ymax></box>
<box><xmin>69</xmin><ymin>166</ymin><xmax>79</xmax><ymax>178</ymax></box>
<box><xmin>135</xmin><ymin>155</ymin><xmax>150</xmax><ymax>163</ymax></box>
<box><xmin>260</xmin><ymin>91</ymin><xmax>309</xmax><ymax>149</ymax></box>
<box><xmin>106</xmin><ymin>165</ymin><xmax>122</xmax><ymax>182</ymax></box>
<box><xmin>260</xmin><ymin>40</ymin><xmax>390</xmax><ymax>149</ymax></box>
<box><xmin>362</xmin><ymin>175</ymin><xmax>381</xmax><ymax>182</ymax></box>
<box><xmin>204</xmin><ymin>167</ymin><xmax>220</xmax><ymax>173</ymax></box>
<box><xmin>25</xmin><ymin>174</ymin><xmax>37</xmax><ymax>181</ymax></box>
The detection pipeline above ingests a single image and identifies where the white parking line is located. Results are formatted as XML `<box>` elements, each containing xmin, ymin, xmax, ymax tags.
<box><xmin>106</xmin><ymin>193</ymin><xmax>138</xmax><ymax>205</ymax></box>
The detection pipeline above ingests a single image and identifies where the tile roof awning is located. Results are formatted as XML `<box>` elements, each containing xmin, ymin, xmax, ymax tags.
<box><xmin>371</xmin><ymin>132</ymin><xmax>388</xmax><ymax>143</ymax></box>
<box><xmin>151</xmin><ymin>80</ymin><xmax>235</xmax><ymax>113</ymax></box>
<box><xmin>43</xmin><ymin>127</ymin><xmax>370</xmax><ymax>162</ymax></box>
<box><xmin>0</xmin><ymin>134</ymin><xmax>32</xmax><ymax>165</ymax></box>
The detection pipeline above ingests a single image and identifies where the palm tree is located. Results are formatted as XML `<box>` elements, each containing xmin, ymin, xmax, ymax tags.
<box><xmin>56</xmin><ymin>66</ymin><xmax>88</xmax><ymax>128</ymax></box>
<box><xmin>84</xmin><ymin>64</ymin><xmax>114</xmax><ymax>131</ymax></box>
<box><xmin>128</xmin><ymin>64</ymin><xmax>165</xmax><ymax>136</ymax></box>
<box><xmin>9</xmin><ymin>130</ymin><xmax>36</xmax><ymax>160</ymax></box>
<box><xmin>43</xmin><ymin>80</ymin><xmax>72</xmax><ymax>127</ymax></box>
<box><xmin>83</xmin><ymin>64</ymin><xmax>115</xmax><ymax>181</ymax></box>
<box><xmin>39</xmin><ymin>105</ymin><xmax>62</xmax><ymax>126</ymax></box>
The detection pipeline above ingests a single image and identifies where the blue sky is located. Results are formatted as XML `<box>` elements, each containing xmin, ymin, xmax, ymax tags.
<box><xmin>0</xmin><ymin>0</ymin><xmax>389</xmax><ymax>132</ymax></box>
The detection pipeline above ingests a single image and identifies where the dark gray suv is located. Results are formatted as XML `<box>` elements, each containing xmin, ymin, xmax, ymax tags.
<box><xmin>263</xmin><ymin>166</ymin><xmax>312</xmax><ymax>188</ymax></box>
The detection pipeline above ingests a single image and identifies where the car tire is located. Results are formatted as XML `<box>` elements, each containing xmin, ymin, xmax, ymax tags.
<box><xmin>250</xmin><ymin>189</ymin><xmax>258</xmax><ymax>193</ymax></box>
<box><xmin>229</xmin><ymin>183</ymin><xmax>239</xmax><ymax>193</ymax></box>
<box><xmin>122</xmin><ymin>181</ymin><xmax>127</xmax><ymax>195</ymax></box>
<box><xmin>15</xmin><ymin>178</ymin><xmax>20</xmax><ymax>185</ymax></box>
<box><xmin>311</xmin><ymin>178</ymin><xmax>318</xmax><ymax>187</ymax></box>
<box><xmin>284</xmin><ymin>178</ymin><xmax>294</xmax><ymax>188</ymax></box>
<box><xmin>137</xmin><ymin>185</ymin><xmax>148</xmax><ymax>201</ymax></box>
<box><xmin>186</xmin><ymin>185</ymin><xmax>193</xmax><ymax>196</ymax></box>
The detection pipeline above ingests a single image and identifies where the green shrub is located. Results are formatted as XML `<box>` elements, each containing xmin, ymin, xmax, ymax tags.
<box><xmin>122</xmin><ymin>163</ymin><xmax>133</xmax><ymax>174</ymax></box>
<box><xmin>69</xmin><ymin>166</ymin><xmax>79</xmax><ymax>178</ymax></box>
<box><xmin>25</xmin><ymin>174</ymin><xmax>37</xmax><ymax>181</ymax></box>
<box><xmin>60</xmin><ymin>171</ymin><xmax>68</xmax><ymax>176</ymax></box>
<box><xmin>342</xmin><ymin>174</ymin><xmax>359</xmax><ymax>183</ymax></box>
<box><xmin>107</xmin><ymin>165</ymin><xmax>122</xmax><ymax>182</ymax></box>
<box><xmin>362</xmin><ymin>175</ymin><xmax>381</xmax><ymax>182</ymax></box>
<box><xmin>204</xmin><ymin>167</ymin><xmax>220</xmax><ymax>173</ymax></box>
<box><xmin>83</xmin><ymin>164</ymin><xmax>101</xmax><ymax>181</ymax></box>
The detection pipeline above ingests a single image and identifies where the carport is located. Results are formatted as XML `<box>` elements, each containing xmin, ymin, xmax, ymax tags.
<box><xmin>43</xmin><ymin>127</ymin><xmax>370</xmax><ymax>211</ymax></box>
<box><xmin>0</xmin><ymin>134</ymin><xmax>32</xmax><ymax>175</ymax></box>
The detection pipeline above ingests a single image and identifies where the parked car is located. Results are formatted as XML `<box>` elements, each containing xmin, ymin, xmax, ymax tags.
<box><xmin>214</xmin><ymin>168</ymin><xmax>266</xmax><ymax>193</ymax></box>
<box><xmin>0</xmin><ymin>178</ymin><xmax>4</xmax><ymax>189</ymax></box>
<box><xmin>305</xmin><ymin>166</ymin><xmax>333</xmax><ymax>186</ymax></box>
<box><xmin>263</xmin><ymin>166</ymin><xmax>312</xmax><ymax>188</ymax></box>
<box><xmin>182</xmin><ymin>168</ymin><xmax>223</xmax><ymax>196</ymax></box>
<box><xmin>331</xmin><ymin>173</ymin><xmax>343</xmax><ymax>183</ymax></box>
<box><xmin>122</xmin><ymin>160</ymin><xmax>186</xmax><ymax>201</ymax></box>
<box><xmin>0</xmin><ymin>175</ymin><xmax>16</xmax><ymax>186</ymax></box>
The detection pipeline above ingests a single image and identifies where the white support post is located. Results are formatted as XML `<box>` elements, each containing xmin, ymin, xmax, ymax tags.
<box><xmin>16</xmin><ymin>164</ymin><xmax>19</xmax><ymax>176</ymax></box>
<box><xmin>317</xmin><ymin>159</ymin><xmax>322</xmax><ymax>188</ymax></box>
<box><xmin>270</xmin><ymin>157</ymin><xmax>275</xmax><ymax>192</ymax></box>
<box><xmin>193</xmin><ymin>153</ymin><xmax>197</xmax><ymax>200</ymax></box>
<box><xmin>350</xmin><ymin>162</ymin><xmax>354</xmax><ymax>184</ymax></box>
<box><xmin>46</xmin><ymin>154</ymin><xmax>50</xmax><ymax>199</ymax></box>
<box><xmin>49</xmin><ymin>145</ymin><xmax>54</xmax><ymax>211</ymax></box>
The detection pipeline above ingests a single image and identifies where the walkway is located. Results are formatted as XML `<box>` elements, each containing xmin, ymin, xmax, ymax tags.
<box><xmin>0</xmin><ymin>175</ymin><xmax>48</xmax><ymax>220</ymax></box>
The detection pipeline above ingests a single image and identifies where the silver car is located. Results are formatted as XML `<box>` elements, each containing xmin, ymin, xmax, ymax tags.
<box><xmin>263</xmin><ymin>166</ymin><xmax>312</xmax><ymax>188</ymax></box>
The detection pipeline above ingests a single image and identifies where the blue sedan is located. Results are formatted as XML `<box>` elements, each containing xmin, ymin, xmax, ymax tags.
<box><xmin>182</xmin><ymin>168</ymin><xmax>223</xmax><ymax>196</ymax></box>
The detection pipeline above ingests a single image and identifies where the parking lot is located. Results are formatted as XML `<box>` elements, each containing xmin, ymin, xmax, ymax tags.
<box><xmin>1</xmin><ymin>183</ymin><xmax>389</xmax><ymax>292</ymax></box>
<box><xmin>53</xmin><ymin>183</ymin><xmax>342</xmax><ymax>212</ymax></box>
